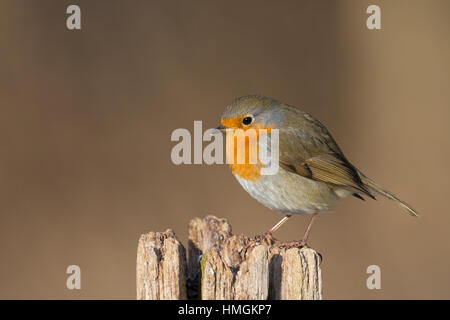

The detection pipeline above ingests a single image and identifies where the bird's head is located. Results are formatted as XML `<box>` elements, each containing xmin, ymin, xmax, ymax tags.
<box><xmin>217</xmin><ymin>95</ymin><xmax>285</xmax><ymax>133</ymax></box>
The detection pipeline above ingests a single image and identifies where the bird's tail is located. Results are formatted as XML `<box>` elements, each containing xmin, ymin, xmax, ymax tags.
<box><xmin>358</xmin><ymin>171</ymin><xmax>419</xmax><ymax>217</ymax></box>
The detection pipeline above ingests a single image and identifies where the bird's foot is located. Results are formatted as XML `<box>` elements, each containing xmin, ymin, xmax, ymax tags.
<box><xmin>244</xmin><ymin>232</ymin><xmax>279</xmax><ymax>252</ymax></box>
<box><xmin>252</xmin><ymin>232</ymin><xmax>279</xmax><ymax>244</ymax></box>
<box><xmin>278</xmin><ymin>240</ymin><xmax>322</xmax><ymax>263</ymax></box>
<box><xmin>279</xmin><ymin>239</ymin><xmax>308</xmax><ymax>249</ymax></box>
<box><xmin>262</xmin><ymin>232</ymin><xmax>280</xmax><ymax>246</ymax></box>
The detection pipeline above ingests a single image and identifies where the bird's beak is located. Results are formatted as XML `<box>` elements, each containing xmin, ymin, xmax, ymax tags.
<box><xmin>214</xmin><ymin>125</ymin><xmax>227</xmax><ymax>133</ymax></box>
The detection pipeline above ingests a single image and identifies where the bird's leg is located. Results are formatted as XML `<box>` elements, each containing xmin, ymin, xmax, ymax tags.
<box><xmin>245</xmin><ymin>215</ymin><xmax>291</xmax><ymax>251</ymax></box>
<box><xmin>281</xmin><ymin>213</ymin><xmax>318</xmax><ymax>248</ymax></box>
<box><xmin>299</xmin><ymin>213</ymin><xmax>318</xmax><ymax>247</ymax></box>
<box><xmin>264</xmin><ymin>215</ymin><xmax>291</xmax><ymax>242</ymax></box>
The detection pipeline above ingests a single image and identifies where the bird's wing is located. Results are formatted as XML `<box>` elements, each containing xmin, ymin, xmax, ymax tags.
<box><xmin>278</xmin><ymin>116</ymin><xmax>375</xmax><ymax>198</ymax></box>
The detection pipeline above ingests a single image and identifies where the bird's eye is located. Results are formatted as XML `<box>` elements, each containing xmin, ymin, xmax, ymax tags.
<box><xmin>242</xmin><ymin>116</ymin><xmax>253</xmax><ymax>125</ymax></box>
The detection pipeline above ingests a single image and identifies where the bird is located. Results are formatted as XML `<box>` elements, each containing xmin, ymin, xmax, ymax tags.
<box><xmin>216</xmin><ymin>95</ymin><xmax>418</xmax><ymax>246</ymax></box>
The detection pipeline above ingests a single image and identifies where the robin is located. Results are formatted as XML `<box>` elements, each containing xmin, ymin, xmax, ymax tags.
<box><xmin>216</xmin><ymin>95</ymin><xmax>418</xmax><ymax>246</ymax></box>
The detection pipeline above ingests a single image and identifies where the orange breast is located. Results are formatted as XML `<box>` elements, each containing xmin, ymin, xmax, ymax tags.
<box><xmin>230</xmin><ymin>163</ymin><xmax>262</xmax><ymax>181</ymax></box>
<box><xmin>225</xmin><ymin>126</ymin><xmax>271</xmax><ymax>181</ymax></box>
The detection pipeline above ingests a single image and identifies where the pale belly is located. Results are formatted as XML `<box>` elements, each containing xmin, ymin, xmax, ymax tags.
<box><xmin>233</xmin><ymin>167</ymin><xmax>351</xmax><ymax>215</ymax></box>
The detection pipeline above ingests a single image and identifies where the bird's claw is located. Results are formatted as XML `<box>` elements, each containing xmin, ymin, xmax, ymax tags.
<box><xmin>263</xmin><ymin>232</ymin><xmax>280</xmax><ymax>245</ymax></box>
<box><xmin>243</xmin><ymin>232</ymin><xmax>279</xmax><ymax>253</ymax></box>
<box><xmin>279</xmin><ymin>240</ymin><xmax>308</xmax><ymax>249</ymax></box>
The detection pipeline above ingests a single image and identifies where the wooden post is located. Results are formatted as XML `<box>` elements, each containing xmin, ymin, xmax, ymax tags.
<box><xmin>137</xmin><ymin>216</ymin><xmax>322</xmax><ymax>300</ymax></box>
<box><xmin>136</xmin><ymin>229</ymin><xmax>187</xmax><ymax>300</ymax></box>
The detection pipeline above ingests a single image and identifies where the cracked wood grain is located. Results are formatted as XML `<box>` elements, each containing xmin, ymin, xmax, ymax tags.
<box><xmin>136</xmin><ymin>229</ymin><xmax>187</xmax><ymax>300</ymax></box>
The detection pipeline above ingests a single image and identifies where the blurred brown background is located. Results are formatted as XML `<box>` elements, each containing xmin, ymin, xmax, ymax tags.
<box><xmin>0</xmin><ymin>0</ymin><xmax>449</xmax><ymax>299</ymax></box>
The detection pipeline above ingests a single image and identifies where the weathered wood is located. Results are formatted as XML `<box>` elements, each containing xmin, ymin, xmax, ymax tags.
<box><xmin>268</xmin><ymin>246</ymin><xmax>322</xmax><ymax>299</ymax></box>
<box><xmin>187</xmin><ymin>216</ymin><xmax>232</xmax><ymax>299</ymax></box>
<box><xmin>136</xmin><ymin>229</ymin><xmax>187</xmax><ymax>300</ymax></box>
<box><xmin>137</xmin><ymin>216</ymin><xmax>322</xmax><ymax>300</ymax></box>
<box><xmin>200</xmin><ymin>234</ymin><xmax>269</xmax><ymax>299</ymax></box>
